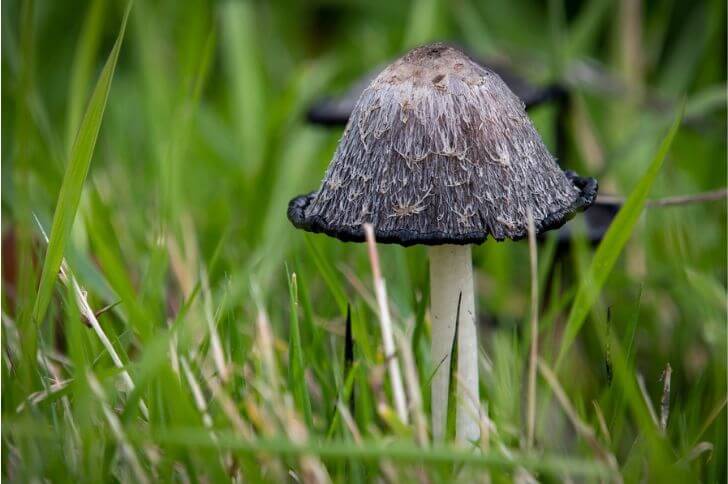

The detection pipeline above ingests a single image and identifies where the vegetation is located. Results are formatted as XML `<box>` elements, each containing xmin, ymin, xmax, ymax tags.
<box><xmin>2</xmin><ymin>0</ymin><xmax>725</xmax><ymax>481</ymax></box>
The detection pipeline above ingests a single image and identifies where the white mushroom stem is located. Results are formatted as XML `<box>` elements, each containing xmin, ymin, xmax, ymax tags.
<box><xmin>429</xmin><ymin>244</ymin><xmax>480</xmax><ymax>443</ymax></box>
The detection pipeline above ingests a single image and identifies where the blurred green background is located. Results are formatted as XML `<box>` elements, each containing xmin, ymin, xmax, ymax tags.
<box><xmin>2</xmin><ymin>0</ymin><xmax>726</xmax><ymax>482</ymax></box>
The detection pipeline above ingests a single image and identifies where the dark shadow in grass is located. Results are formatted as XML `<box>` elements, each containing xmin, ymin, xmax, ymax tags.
<box><xmin>344</xmin><ymin>304</ymin><xmax>355</xmax><ymax>414</ymax></box>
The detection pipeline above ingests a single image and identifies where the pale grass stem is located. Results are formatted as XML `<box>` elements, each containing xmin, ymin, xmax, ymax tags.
<box><xmin>201</xmin><ymin>265</ymin><xmax>230</xmax><ymax>382</ymax></box>
<box><xmin>16</xmin><ymin>379</ymin><xmax>71</xmax><ymax>412</ymax></box>
<box><xmin>205</xmin><ymin>376</ymin><xmax>255</xmax><ymax>439</ymax></box>
<box><xmin>252</xmin><ymin>280</ymin><xmax>280</xmax><ymax>389</ymax></box>
<box><xmin>338</xmin><ymin>262</ymin><xmax>402</xmax><ymax>321</ymax></box>
<box><xmin>29</xmin><ymin>350</ymin><xmax>82</xmax><ymax>459</ymax></box>
<box><xmin>337</xmin><ymin>263</ymin><xmax>380</xmax><ymax>314</ymax></box>
<box><xmin>336</xmin><ymin>401</ymin><xmax>363</xmax><ymax>445</ymax></box>
<box><xmin>479</xmin><ymin>402</ymin><xmax>491</xmax><ymax>454</ymax></box>
<box><xmin>179</xmin><ymin>357</ymin><xmax>234</xmax><ymax>471</ymax></box>
<box><xmin>87</xmin><ymin>372</ymin><xmax>150</xmax><ymax>484</ymax></box>
<box><xmin>597</xmin><ymin>188</ymin><xmax>727</xmax><ymax>207</ymax></box>
<box><xmin>684</xmin><ymin>442</ymin><xmax>714</xmax><ymax>463</ymax></box>
<box><xmin>33</xmin><ymin>214</ymin><xmax>149</xmax><ymax>419</ymax></box>
<box><xmin>180</xmin><ymin>356</ymin><xmax>216</xmax><ymax>433</ymax></box>
<box><xmin>636</xmin><ymin>372</ymin><xmax>659</xmax><ymax>427</ymax></box>
<box><xmin>592</xmin><ymin>400</ymin><xmax>612</xmax><ymax>444</ymax></box>
<box><xmin>363</xmin><ymin>223</ymin><xmax>409</xmax><ymax>424</ymax></box>
<box><xmin>167</xmin><ymin>235</ymin><xmax>195</xmax><ymax>298</ymax></box>
<box><xmin>277</xmin><ymin>398</ymin><xmax>331</xmax><ymax>483</ymax></box>
<box><xmin>395</xmin><ymin>329</ymin><xmax>428</xmax><ymax>446</ymax></box>
<box><xmin>659</xmin><ymin>363</ymin><xmax>672</xmax><ymax>433</ymax></box>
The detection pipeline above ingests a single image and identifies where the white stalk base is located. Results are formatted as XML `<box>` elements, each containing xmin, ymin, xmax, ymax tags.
<box><xmin>430</xmin><ymin>244</ymin><xmax>480</xmax><ymax>444</ymax></box>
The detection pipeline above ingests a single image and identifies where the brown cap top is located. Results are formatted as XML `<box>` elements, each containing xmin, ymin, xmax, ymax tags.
<box><xmin>289</xmin><ymin>43</ymin><xmax>597</xmax><ymax>246</ymax></box>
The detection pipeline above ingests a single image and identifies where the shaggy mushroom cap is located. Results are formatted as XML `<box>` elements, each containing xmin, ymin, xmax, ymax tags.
<box><xmin>289</xmin><ymin>43</ymin><xmax>597</xmax><ymax>246</ymax></box>
<box><xmin>306</xmin><ymin>54</ymin><xmax>565</xmax><ymax>126</ymax></box>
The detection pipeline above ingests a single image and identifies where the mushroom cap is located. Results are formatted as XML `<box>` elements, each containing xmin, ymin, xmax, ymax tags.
<box><xmin>306</xmin><ymin>52</ymin><xmax>566</xmax><ymax>127</ymax></box>
<box><xmin>289</xmin><ymin>43</ymin><xmax>597</xmax><ymax>246</ymax></box>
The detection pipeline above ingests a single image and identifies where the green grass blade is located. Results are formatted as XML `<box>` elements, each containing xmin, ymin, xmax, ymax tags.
<box><xmin>326</xmin><ymin>362</ymin><xmax>361</xmax><ymax>439</ymax></box>
<box><xmin>412</xmin><ymin>272</ymin><xmax>430</xmax><ymax>408</ymax></box>
<box><xmin>145</xmin><ymin>428</ymin><xmax>611</xmax><ymax>478</ymax></box>
<box><xmin>567</xmin><ymin>0</ymin><xmax>611</xmax><ymax>57</ymax></box>
<box><xmin>287</xmin><ymin>269</ymin><xmax>313</xmax><ymax>429</ymax></box>
<box><xmin>445</xmin><ymin>293</ymin><xmax>462</xmax><ymax>442</ymax></box>
<box><xmin>85</xmin><ymin>187</ymin><xmax>154</xmax><ymax>339</ymax></box>
<box><xmin>623</xmin><ymin>287</ymin><xmax>643</xmax><ymax>368</ymax></box>
<box><xmin>590</xmin><ymin>308</ymin><xmax>678</xmax><ymax>478</ymax></box>
<box><xmin>452</xmin><ymin>0</ymin><xmax>497</xmax><ymax>57</ymax></box>
<box><xmin>555</xmin><ymin>105</ymin><xmax>684</xmax><ymax>369</ymax></box>
<box><xmin>31</xmin><ymin>2</ymin><xmax>132</xmax><ymax>325</ymax></box>
<box><xmin>403</xmin><ymin>0</ymin><xmax>442</xmax><ymax>48</ymax></box>
<box><xmin>65</xmin><ymin>0</ymin><xmax>107</xmax><ymax>150</ymax></box>
<box><xmin>160</xmin><ymin>26</ymin><xmax>216</xmax><ymax>225</ymax></box>
<box><xmin>220</xmin><ymin>1</ymin><xmax>265</xmax><ymax>181</ymax></box>
<box><xmin>411</xmin><ymin>269</ymin><xmax>430</xmax><ymax>360</ymax></box>
<box><xmin>326</xmin><ymin>362</ymin><xmax>359</xmax><ymax>440</ymax></box>
<box><xmin>302</xmin><ymin>234</ymin><xmax>348</xmax><ymax>314</ymax></box>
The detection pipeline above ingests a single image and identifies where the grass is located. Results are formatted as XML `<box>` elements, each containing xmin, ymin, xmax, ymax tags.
<box><xmin>556</xmin><ymin>104</ymin><xmax>684</xmax><ymax>369</ymax></box>
<box><xmin>2</xmin><ymin>0</ymin><xmax>726</xmax><ymax>482</ymax></box>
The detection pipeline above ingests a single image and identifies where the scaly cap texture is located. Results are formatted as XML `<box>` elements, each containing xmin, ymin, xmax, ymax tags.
<box><xmin>289</xmin><ymin>43</ymin><xmax>597</xmax><ymax>246</ymax></box>
<box><xmin>305</xmin><ymin>49</ymin><xmax>564</xmax><ymax>126</ymax></box>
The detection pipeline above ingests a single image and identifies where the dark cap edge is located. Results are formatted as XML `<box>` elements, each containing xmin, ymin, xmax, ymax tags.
<box><xmin>287</xmin><ymin>171</ymin><xmax>598</xmax><ymax>247</ymax></box>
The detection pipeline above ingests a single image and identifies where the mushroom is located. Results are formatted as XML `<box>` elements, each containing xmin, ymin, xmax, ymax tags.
<box><xmin>305</xmin><ymin>46</ymin><xmax>617</xmax><ymax>248</ymax></box>
<box><xmin>288</xmin><ymin>43</ymin><xmax>597</xmax><ymax>443</ymax></box>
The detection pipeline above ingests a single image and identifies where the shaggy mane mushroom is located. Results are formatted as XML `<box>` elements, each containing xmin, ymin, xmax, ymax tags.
<box><xmin>288</xmin><ymin>42</ymin><xmax>597</xmax><ymax>443</ymax></box>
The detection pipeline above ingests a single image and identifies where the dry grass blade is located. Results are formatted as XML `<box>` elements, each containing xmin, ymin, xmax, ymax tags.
<box><xmin>34</xmin><ymin>351</ymin><xmax>81</xmax><ymax>446</ymax></box>
<box><xmin>180</xmin><ymin>357</ymin><xmax>215</xmax><ymax>433</ymax></box>
<box><xmin>592</xmin><ymin>401</ymin><xmax>611</xmax><ymax>445</ymax></box>
<box><xmin>279</xmin><ymin>400</ymin><xmax>331</xmax><ymax>484</ymax></box>
<box><xmin>597</xmin><ymin>188</ymin><xmax>727</xmax><ymax>207</ymax></box>
<box><xmin>363</xmin><ymin>223</ymin><xmax>409</xmax><ymax>424</ymax></box>
<box><xmin>201</xmin><ymin>266</ymin><xmax>229</xmax><ymax>382</ymax></box>
<box><xmin>338</xmin><ymin>263</ymin><xmax>403</xmax><ymax>321</ymax></box>
<box><xmin>205</xmin><ymin>377</ymin><xmax>254</xmax><ymax>439</ymax></box>
<box><xmin>336</xmin><ymin>401</ymin><xmax>363</xmax><ymax>445</ymax></box>
<box><xmin>16</xmin><ymin>379</ymin><xmax>71</xmax><ymax>412</ymax></box>
<box><xmin>337</xmin><ymin>264</ymin><xmax>378</xmax><ymax>313</ymax></box>
<box><xmin>395</xmin><ymin>329</ymin><xmax>428</xmax><ymax>446</ymax></box>
<box><xmin>479</xmin><ymin>402</ymin><xmax>491</xmax><ymax>454</ymax></box>
<box><xmin>252</xmin><ymin>281</ymin><xmax>279</xmax><ymax>389</ymax></box>
<box><xmin>659</xmin><ymin>363</ymin><xmax>672</xmax><ymax>433</ymax></box>
<box><xmin>87</xmin><ymin>372</ymin><xmax>150</xmax><ymax>484</ymax></box>
<box><xmin>33</xmin><ymin>214</ymin><xmax>149</xmax><ymax>419</ymax></box>
<box><xmin>684</xmin><ymin>442</ymin><xmax>714</xmax><ymax>463</ymax></box>
<box><xmin>636</xmin><ymin>373</ymin><xmax>659</xmax><ymax>427</ymax></box>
